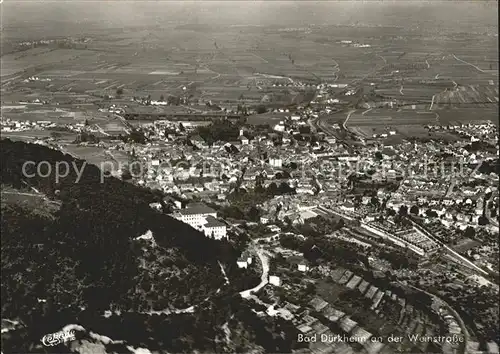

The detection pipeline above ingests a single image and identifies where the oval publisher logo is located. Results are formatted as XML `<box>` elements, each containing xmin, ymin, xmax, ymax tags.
<box><xmin>41</xmin><ymin>330</ymin><xmax>76</xmax><ymax>347</ymax></box>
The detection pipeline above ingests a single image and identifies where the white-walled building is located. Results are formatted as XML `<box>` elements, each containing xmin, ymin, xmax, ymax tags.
<box><xmin>274</xmin><ymin>124</ymin><xmax>285</xmax><ymax>132</ymax></box>
<box><xmin>237</xmin><ymin>259</ymin><xmax>249</xmax><ymax>269</ymax></box>
<box><xmin>175</xmin><ymin>203</ymin><xmax>217</xmax><ymax>228</ymax></box>
<box><xmin>173</xmin><ymin>203</ymin><xmax>227</xmax><ymax>240</ymax></box>
<box><xmin>269</xmin><ymin>157</ymin><xmax>283</xmax><ymax>168</ymax></box>
<box><xmin>298</xmin><ymin>264</ymin><xmax>310</xmax><ymax>272</ymax></box>
<box><xmin>237</xmin><ymin>256</ymin><xmax>253</xmax><ymax>269</ymax></box>
<box><xmin>202</xmin><ymin>216</ymin><xmax>227</xmax><ymax>240</ymax></box>
<box><xmin>269</xmin><ymin>275</ymin><xmax>281</xmax><ymax>286</ymax></box>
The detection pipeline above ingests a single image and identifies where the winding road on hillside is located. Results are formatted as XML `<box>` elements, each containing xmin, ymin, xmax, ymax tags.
<box><xmin>143</xmin><ymin>261</ymin><xmax>231</xmax><ymax>316</ymax></box>
<box><xmin>240</xmin><ymin>247</ymin><xmax>270</xmax><ymax>298</ymax></box>
<box><xmin>138</xmin><ymin>237</ymin><xmax>271</xmax><ymax>315</ymax></box>
<box><xmin>6</xmin><ymin>232</ymin><xmax>273</xmax><ymax>353</ymax></box>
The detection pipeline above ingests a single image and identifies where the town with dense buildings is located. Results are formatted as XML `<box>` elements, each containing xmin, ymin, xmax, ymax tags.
<box><xmin>3</xmin><ymin>81</ymin><xmax>499</xmax><ymax>353</ymax></box>
<box><xmin>1</xmin><ymin>2</ymin><xmax>499</xmax><ymax>354</ymax></box>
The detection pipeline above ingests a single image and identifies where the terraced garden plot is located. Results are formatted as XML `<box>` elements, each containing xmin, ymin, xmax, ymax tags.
<box><xmin>365</xmin><ymin>285</ymin><xmax>379</xmax><ymax>300</ymax></box>
<box><xmin>346</xmin><ymin>275</ymin><xmax>362</xmax><ymax>289</ymax></box>
<box><xmin>339</xmin><ymin>317</ymin><xmax>358</xmax><ymax>333</ymax></box>
<box><xmin>338</xmin><ymin>270</ymin><xmax>354</xmax><ymax>285</ymax></box>
<box><xmin>322</xmin><ymin>306</ymin><xmax>345</xmax><ymax>322</ymax></box>
<box><xmin>358</xmin><ymin>280</ymin><xmax>370</xmax><ymax>294</ymax></box>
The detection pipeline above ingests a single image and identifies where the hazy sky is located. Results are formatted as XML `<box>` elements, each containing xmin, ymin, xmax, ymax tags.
<box><xmin>2</xmin><ymin>1</ymin><xmax>498</xmax><ymax>35</ymax></box>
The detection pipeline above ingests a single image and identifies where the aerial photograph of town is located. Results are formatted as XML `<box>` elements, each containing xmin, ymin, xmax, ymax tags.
<box><xmin>0</xmin><ymin>1</ymin><xmax>498</xmax><ymax>353</ymax></box>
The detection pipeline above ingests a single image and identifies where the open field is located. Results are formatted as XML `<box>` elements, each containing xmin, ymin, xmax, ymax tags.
<box><xmin>1</xmin><ymin>190</ymin><xmax>61</xmax><ymax>215</ymax></box>
<box><xmin>246</xmin><ymin>112</ymin><xmax>288</xmax><ymax>125</ymax></box>
<box><xmin>1</xmin><ymin>129</ymin><xmax>77</xmax><ymax>142</ymax></box>
<box><xmin>434</xmin><ymin>108</ymin><xmax>499</xmax><ymax>126</ymax></box>
<box><xmin>2</xmin><ymin>108</ymin><xmax>96</xmax><ymax>123</ymax></box>
<box><xmin>1</xmin><ymin>2</ymin><xmax>498</xmax><ymax>128</ymax></box>
<box><xmin>344</xmin><ymin>108</ymin><xmax>439</xmax><ymax>126</ymax></box>
<box><xmin>63</xmin><ymin>145</ymin><xmax>131</xmax><ymax>167</ymax></box>
<box><xmin>1</xmin><ymin>48</ymin><xmax>99</xmax><ymax>78</ymax></box>
<box><xmin>453</xmin><ymin>238</ymin><xmax>482</xmax><ymax>253</ymax></box>
<box><xmin>341</xmin><ymin>106</ymin><xmax>498</xmax><ymax>129</ymax></box>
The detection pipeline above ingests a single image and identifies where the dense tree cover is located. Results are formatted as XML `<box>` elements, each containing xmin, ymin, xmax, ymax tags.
<box><xmin>410</xmin><ymin>205</ymin><xmax>419</xmax><ymax>215</ymax></box>
<box><xmin>220</xmin><ymin>204</ymin><xmax>262</xmax><ymax>223</ymax></box>
<box><xmin>223</xmin><ymin>181</ymin><xmax>295</xmax><ymax>222</ymax></box>
<box><xmin>73</xmin><ymin>131</ymin><xmax>100</xmax><ymax>144</ymax></box>
<box><xmin>195</xmin><ymin>119</ymin><xmax>241</xmax><ymax>145</ymax></box>
<box><xmin>378</xmin><ymin>249</ymin><xmax>419</xmax><ymax>270</ymax></box>
<box><xmin>0</xmin><ymin>139</ymin><xmax>262</xmax><ymax>353</ymax></box>
<box><xmin>255</xmin><ymin>105</ymin><xmax>267</xmax><ymax>114</ymax></box>
<box><xmin>478</xmin><ymin>214</ymin><xmax>490</xmax><ymax>226</ymax></box>
<box><xmin>279</xmin><ymin>232</ymin><xmax>368</xmax><ymax>267</ymax></box>
<box><xmin>293</xmin><ymin>216</ymin><xmax>344</xmax><ymax>236</ymax></box>
<box><xmin>278</xmin><ymin>215</ymin><xmax>420</xmax><ymax>271</ymax></box>
<box><xmin>266</xmin><ymin>181</ymin><xmax>296</xmax><ymax>196</ymax></box>
<box><xmin>119</xmin><ymin>129</ymin><xmax>147</xmax><ymax>144</ymax></box>
<box><xmin>1</xmin><ymin>281</ymin><xmax>297</xmax><ymax>354</ymax></box>
<box><xmin>440</xmin><ymin>286</ymin><xmax>499</xmax><ymax>346</ymax></box>
<box><xmin>426</xmin><ymin>209</ymin><xmax>439</xmax><ymax>218</ymax></box>
<box><xmin>469</xmin><ymin>159</ymin><xmax>500</xmax><ymax>176</ymax></box>
<box><xmin>464</xmin><ymin>141</ymin><xmax>497</xmax><ymax>153</ymax></box>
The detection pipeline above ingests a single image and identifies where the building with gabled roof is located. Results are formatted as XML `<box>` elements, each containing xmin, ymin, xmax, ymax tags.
<box><xmin>202</xmin><ymin>216</ymin><xmax>227</xmax><ymax>240</ymax></box>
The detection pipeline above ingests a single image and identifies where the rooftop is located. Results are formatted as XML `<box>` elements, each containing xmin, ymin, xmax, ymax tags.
<box><xmin>179</xmin><ymin>203</ymin><xmax>216</xmax><ymax>216</ymax></box>
<box><xmin>204</xmin><ymin>215</ymin><xmax>226</xmax><ymax>228</ymax></box>
<box><xmin>288</xmin><ymin>255</ymin><xmax>309</xmax><ymax>265</ymax></box>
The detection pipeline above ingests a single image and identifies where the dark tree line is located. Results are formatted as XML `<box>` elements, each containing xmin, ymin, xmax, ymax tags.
<box><xmin>195</xmin><ymin>119</ymin><xmax>241</xmax><ymax>146</ymax></box>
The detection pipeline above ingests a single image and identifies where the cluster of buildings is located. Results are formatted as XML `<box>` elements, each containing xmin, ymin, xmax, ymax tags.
<box><xmin>121</xmin><ymin>110</ymin><xmax>497</xmax><ymax>258</ymax></box>
<box><xmin>5</xmin><ymin>75</ymin><xmax>497</xmax><ymax>268</ymax></box>
<box><xmin>1</xmin><ymin>118</ymin><xmax>57</xmax><ymax>132</ymax></box>
<box><xmin>4</xmin><ymin>94</ymin><xmax>497</xmax><ymax>270</ymax></box>
<box><xmin>249</xmin><ymin>259</ymin><xmax>454</xmax><ymax>354</ymax></box>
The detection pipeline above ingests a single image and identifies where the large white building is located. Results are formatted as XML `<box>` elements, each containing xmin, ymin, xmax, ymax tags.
<box><xmin>269</xmin><ymin>157</ymin><xmax>283</xmax><ymax>168</ymax></box>
<box><xmin>202</xmin><ymin>216</ymin><xmax>227</xmax><ymax>239</ymax></box>
<box><xmin>176</xmin><ymin>203</ymin><xmax>217</xmax><ymax>228</ymax></box>
<box><xmin>173</xmin><ymin>203</ymin><xmax>227</xmax><ymax>240</ymax></box>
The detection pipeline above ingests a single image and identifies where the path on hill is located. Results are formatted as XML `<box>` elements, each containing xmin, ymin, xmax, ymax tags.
<box><xmin>377</xmin><ymin>54</ymin><xmax>387</xmax><ymax>64</ymax></box>
<box><xmin>342</xmin><ymin>110</ymin><xmax>356</xmax><ymax>130</ymax></box>
<box><xmin>221</xmin><ymin>314</ymin><xmax>235</xmax><ymax>345</ymax></box>
<box><xmin>1</xmin><ymin>191</ymin><xmax>42</xmax><ymax>198</ymax></box>
<box><xmin>219</xmin><ymin>261</ymin><xmax>230</xmax><ymax>285</ymax></box>
<box><xmin>144</xmin><ymin>262</ymin><xmax>231</xmax><ymax>316</ymax></box>
<box><xmin>239</xmin><ymin>246</ymin><xmax>270</xmax><ymax>298</ymax></box>
<box><xmin>452</xmin><ymin>54</ymin><xmax>489</xmax><ymax>74</ymax></box>
<box><xmin>50</xmin><ymin>262</ymin><xmax>233</xmax><ymax>352</ymax></box>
